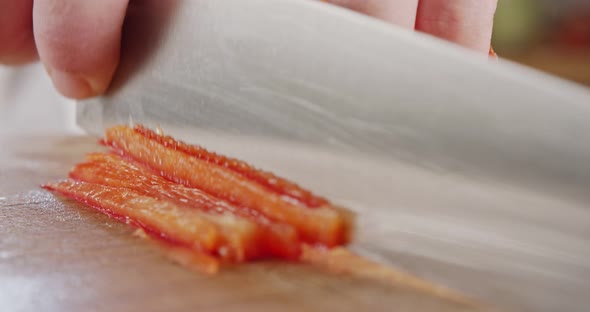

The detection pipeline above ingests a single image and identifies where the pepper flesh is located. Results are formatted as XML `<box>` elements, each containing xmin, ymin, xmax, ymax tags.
<box><xmin>104</xmin><ymin>125</ymin><xmax>352</xmax><ymax>247</ymax></box>
<box><xmin>43</xmin><ymin>124</ymin><xmax>355</xmax><ymax>272</ymax></box>
<box><xmin>70</xmin><ymin>152</ymin><xmax>301</xmax><ymax>259</ymax></box>
<box><xmin>135</xmin><ymin>125</ymin><xmax>329</xmax><ymax>208</ymax></box>
<box><xmin>43</xmin><ymin>180</ymin><xmax>266</xmax><ymax>262</ymax></box>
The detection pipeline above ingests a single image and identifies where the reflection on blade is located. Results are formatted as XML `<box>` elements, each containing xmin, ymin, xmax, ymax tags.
<box><xmin>77</xmin><ymin>1</ymin><xmax>590</xmax><ymax>311</ymax></box>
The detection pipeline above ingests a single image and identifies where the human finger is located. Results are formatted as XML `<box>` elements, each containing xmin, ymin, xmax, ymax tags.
<box><xmin>33</xmin><ymin>0</ymin><xmax>129</xmax><ymax>99</ymax></box>
<box><xmin>326</xmin><ymin>0</ymin><xmax>419</xmax><ymax>29</ymax></box>
<box><xmin>0</xmin><ymin>0</ymin><xmax>37</xmax><ymax>65</ymax></box>
<box><xmin>415</xmin><ymin>0</ymin><xmax>498</xmax><ymax>53</ymax></box>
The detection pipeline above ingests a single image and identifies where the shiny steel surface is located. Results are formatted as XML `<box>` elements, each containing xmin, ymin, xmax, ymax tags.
<box><xmin>77</xmin><ymin>1</ymin><xmax>590</xmax><ymax>311</ymax></box>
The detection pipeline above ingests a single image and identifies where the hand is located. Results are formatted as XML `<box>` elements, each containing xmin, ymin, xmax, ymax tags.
<box><xmin>330</xmin><ymin>0</ymin><xmax>498</xmax><ymax>53</ymax></box>
<box><xmin>0</xmin><ymin>0</ymin><xmax>497</xmax><ymax>100</ymax></box>
<box><xmin>0</xmin><ymin>0</ymin><xmax>128</xmax><ymax>99</ymax></box>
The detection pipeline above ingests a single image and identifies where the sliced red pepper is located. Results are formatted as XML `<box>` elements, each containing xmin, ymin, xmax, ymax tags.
<box><xmin>134</xmin><ymin>228</ymin><xmax>220</xmax><ymax>275</ymax></box>
<box><xmin>43</xmin><ymin>180</ymin><xmax>263</xmax><ymax>262</ymax></box>
<box><xmin>104</xmin><ymin>125</ymin><xmax>352</xmax><ymax>247</ymax></box>
<box><xmin>70</xmin><ymin>153</ymin><xmax>301</xmax><ymax>260</ymax></box>
<box><xmin>134</xmin><ymin>125</ymin><xmax>329</xmax><ymax>208</ymax></box>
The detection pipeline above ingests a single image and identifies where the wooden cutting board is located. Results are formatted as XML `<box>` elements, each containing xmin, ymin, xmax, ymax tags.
<box><xmin>0</xmin><ymin>134</ymin><xmax>493</xmax><ymax>312</ymax></box>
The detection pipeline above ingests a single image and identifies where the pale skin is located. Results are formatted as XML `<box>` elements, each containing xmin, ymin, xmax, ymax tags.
<box><xmin>0</xmin><ymin>0</ymin><xmax>498</xmax><ymax>100</ymax></box>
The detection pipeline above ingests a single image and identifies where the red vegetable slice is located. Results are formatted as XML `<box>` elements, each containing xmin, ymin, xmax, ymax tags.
<box><xmin>70</xmin><ymin>152</ymin><xmax>301</xmax><ymax>259</ymax></box>
<box><xmin>134</xmin><ymin>125</ymin><xmax>329</xmax><ymax>208</ymax></box>
<box><xmin>104</xmin><ymin>125</ymin><xmax>352</xmax><ymax>247</ymax></box>
<box><xmin>43</xmin><ymin>180</ymin><xmax>265</xmax><ymax>262</ymax></box>
<box><xmin>134</xmin><ymin>228</ymin><xmax>220</xmax><ymax>275</ymax></box>
<box><xmin>43</xmin><ymin>124</ymin><xmax>355</xmax><ymax>273</ymax></box>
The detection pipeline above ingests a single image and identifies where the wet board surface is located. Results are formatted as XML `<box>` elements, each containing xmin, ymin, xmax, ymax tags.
<box><xmin>3</xmin><ymin>130</ymin><xmax>590</xmax><ymax>312</ymax></box>
<box><xmin>0</xmin><ymin>135</ymin><xmax>494</xmax><ymax>312</ymax></box>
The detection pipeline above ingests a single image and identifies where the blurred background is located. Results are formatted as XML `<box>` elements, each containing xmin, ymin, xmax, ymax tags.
<box><xmin>493</xmin><ymin>0</ymin><xmax>590</xmax><ymax>86</ymax></box>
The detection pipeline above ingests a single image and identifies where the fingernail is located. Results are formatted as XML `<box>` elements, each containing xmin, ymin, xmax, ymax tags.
<box><xmin>46</xmin><ymin>68</ymin><xmax>96</xmax><ymax>99</ymax></box>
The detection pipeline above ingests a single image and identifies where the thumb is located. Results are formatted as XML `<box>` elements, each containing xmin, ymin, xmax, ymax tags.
<box><xmin>33</xmin><ymin>0</ymin><xmax>129</xmax><ymax>99</ymax></box>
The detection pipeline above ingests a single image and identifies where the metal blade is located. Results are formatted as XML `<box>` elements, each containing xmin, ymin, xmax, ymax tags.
<box><xmin>77</xmin><ymin>1</ymin><xmax>590</xmax><ymax>311</ymax></box>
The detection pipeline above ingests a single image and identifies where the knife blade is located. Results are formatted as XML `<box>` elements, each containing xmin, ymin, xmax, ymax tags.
<box><xmin>77</xmin><ymin>0</ymin><xmax>590</xmax><ymax>197</ymax></box>
<box><xmin>76</xmin><ymin>1</ymin><xmax>590</xmax><ymax>311</ymax></box>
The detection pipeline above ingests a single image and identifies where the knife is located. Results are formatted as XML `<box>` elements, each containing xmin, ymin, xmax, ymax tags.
<box><xmin>76</xmin><ymin>1</ymin><xmax>590</xmax><ymax>312</ymax></box>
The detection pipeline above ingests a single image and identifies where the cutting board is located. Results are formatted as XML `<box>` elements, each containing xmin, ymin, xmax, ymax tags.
<box><xmin>0</xmin><ymin>134</ymin><xmax>495</xmax><ymax>312</ymax></box>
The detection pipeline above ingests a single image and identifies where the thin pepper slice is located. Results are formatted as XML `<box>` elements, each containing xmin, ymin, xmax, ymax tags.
<box><xmin>43</xmin><ymin>180</ymin><xmax>260</xmax><ymax>262</ymax></box>
<box><xmin>104</xmin><ymin>125</ymin><xmax>352</xmax><ymax>247</ymax></box>
<box><xmin>70</xmin><ymin>152</ymin><xmax>301</xmax><ymax>259</ymax></box>
<box><xmin>135</xmin><ymin>125</ymin><xmax>329</xmax><ymax>208</ymax></box>
<box><xmin>134</xmin><ymin>228</ymin><xmax>220</xmax><ymax>275</ymax></box>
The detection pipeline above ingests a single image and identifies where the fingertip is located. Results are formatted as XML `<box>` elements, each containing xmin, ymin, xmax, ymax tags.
<box><xmin>43</xmin><ymin>59</ymin><xmax>117</xmax><ymax>100</ymax></box>
<box><xmin>45</xmin><ymin>67</ymin><xmax>95</xmax><ymax>99</ymax></box>
<box><xmin>45</xmin><ymin>62</ymin><xmax>116</xmax><ymax>99</ymax></box>
<box><xmin>33</xmin><ymin>0</ymin><xmax>128</xmax><ymax>99</ymax></box>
